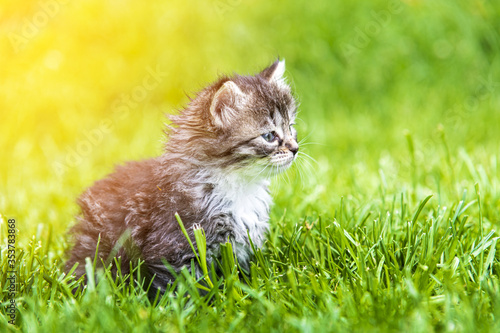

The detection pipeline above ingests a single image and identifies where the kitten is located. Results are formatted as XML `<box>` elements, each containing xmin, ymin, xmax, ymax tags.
<box><xmin>66</xmin><ymin>60</ymin><xmax>299</xmax><ymax>293</ymax></box>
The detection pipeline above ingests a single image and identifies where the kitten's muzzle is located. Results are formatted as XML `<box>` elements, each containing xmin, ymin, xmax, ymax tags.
<box><xmin>285</xmin><ymin>140</ymin><xmax>299</xmax><ymax>156</ymax></box>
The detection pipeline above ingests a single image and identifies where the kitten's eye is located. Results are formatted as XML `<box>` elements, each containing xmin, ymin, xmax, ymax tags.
<box><xmin>261</xmin><ymin>132</ymin><xmax>276</xmax><ymax>142</ymax></box>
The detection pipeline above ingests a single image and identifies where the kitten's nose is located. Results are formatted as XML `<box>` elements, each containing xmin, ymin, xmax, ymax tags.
<box><xmin>285</xmin><ymin>141</ymin><xmax>299</xmax><ymax>155</ymax></box>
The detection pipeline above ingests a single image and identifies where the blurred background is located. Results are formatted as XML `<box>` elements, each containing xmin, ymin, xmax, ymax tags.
<box><xmin>1</xmin><ymin>0</ymin><xmax>499</xmax><ymax>244</ymax></box>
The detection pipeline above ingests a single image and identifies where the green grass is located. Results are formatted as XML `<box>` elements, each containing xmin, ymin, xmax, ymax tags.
<box><xmin>2</xmin><ymin>0</ymin><xmax>500</xmax><ymax>331</ymax></box>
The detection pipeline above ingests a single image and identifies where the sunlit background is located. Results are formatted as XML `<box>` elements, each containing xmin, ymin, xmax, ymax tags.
<box><xmin>1</xmin><ymin>0</ymin><xmax>499</xmax><ymax>246</ymax></box>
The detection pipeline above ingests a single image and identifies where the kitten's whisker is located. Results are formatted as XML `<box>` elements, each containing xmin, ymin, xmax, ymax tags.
<box><xmin>274</xmin><ymin>164</ymin><xmax>280</xmax><ymax>181</ymax></box>
<box><xmin>298</xmin><ymin>132</ymin><xmax>313</xmax><ymax>144</ymax></box>
<box><xmin>267</xmin><ymin>164</ymin><xmax>279</xmax><ymax>192</ymax></box>
<box><xmin>295</xmin><ymin>116</ymin><xmax>305</xmax><ymax>125</ymax></box>
<box><xmin>297</xmin><ymin>150</ymin><xmax>315</xmax><ymax>159</ymax></box>
<box><xmin>276</xmin><ymin>170</ymin><xmax>287</xmax><ymax>191</ymax></box>
<box><xmin>297</xmin><ymin>131</ymin><xmax>319</xmax><ymax>146</ymax></box>
<box><xmin>250</xmin><ymin>163</ymin><xmax>271</xmax><ymax>183</ymax></box>
<box><xmin>297</xmin><ymin>155</ymin><xmax>314</xmax><ymax>170</ymax></box>
<box><xmin>296</xmin><ymin>158</ymin><xmax>311</xmax><ymax>189</ymax></box>
<box><xmin>297</xmin><ymin>151</ymin><xmax>318</xmax><ymax>165</ymax></box>
<box><xmin>294</xmin><ymin>152</ymin><xmax>315</xmax><ymax>189</ymax></box>
<box><xmin>265</xmin><ymin>163</ymin><xmax>275</xmax><ymax>181</ymax></box>
<box><xmin>276</xmin><ymin>165</ymin><xmax>286</xmax><ymax>186</ymax></box>
<box><xmin>293</xmin><ymin>157</ymin><xmax>304</xmax><ymax>180</ymax></box>
<box><xmin>283</xmin><ymin>164</ymin><xmax>291</xmax><ymax>185</ymax></box>
<box><xmin>298</xmin><ymin>139</ymin><xmax>324</xmax><ymax>148</ymax></box>
<box><xmin>298</xmin><ymin>141</ymin><xmax>321</xmax><ymax>147</ymax></box>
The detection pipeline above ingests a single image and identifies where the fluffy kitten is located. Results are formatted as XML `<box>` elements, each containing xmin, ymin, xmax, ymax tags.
<box><xmin>66</xmin><ymin>60</ymin><xmax>299</xmax><ymax>293</ymax></box>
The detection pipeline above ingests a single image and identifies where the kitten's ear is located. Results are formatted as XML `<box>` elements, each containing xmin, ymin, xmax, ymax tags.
<box><xmin>210</xmin><ymin>81</ymin><xmax>245</xmax><ymax>127</ymax></box>
<box><xmin>260</xmin><ymin>59</ymin><xmax>286</xmax><ymax>84</ymax></box>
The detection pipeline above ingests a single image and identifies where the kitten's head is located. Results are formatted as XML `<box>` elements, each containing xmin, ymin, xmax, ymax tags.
<box><xmin>168</xmin><ymin>60</ymin><xmax>298</xmax><ymax>180</ymax></box>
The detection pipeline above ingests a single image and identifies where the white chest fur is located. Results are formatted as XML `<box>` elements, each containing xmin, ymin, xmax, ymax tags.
<box><xmin>224</xmin><ymin>181</ymin><xmax>271</xmax><ymax>245</ymax></box>
<box><xmin>219</xmin><ymin>179</ymin><xmax>271</xmax><ymax>267</ymax></box>
<box><xmin>200</xmin><ymin>172</ymin><xmax>272</xmax><ymax>266</ymax></box>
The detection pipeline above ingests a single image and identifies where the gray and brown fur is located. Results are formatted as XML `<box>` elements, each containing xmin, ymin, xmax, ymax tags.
<box><xmin>66</xmin><ymin>60</ymin><xmax>299</xmax><ymax>293</ymax></box>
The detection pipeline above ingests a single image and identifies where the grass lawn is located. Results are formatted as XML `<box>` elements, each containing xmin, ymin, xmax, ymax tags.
<box><xmin>1</xmin><ymin>0</ymin><xmax>500</xmax><ymax>331</ymax></box>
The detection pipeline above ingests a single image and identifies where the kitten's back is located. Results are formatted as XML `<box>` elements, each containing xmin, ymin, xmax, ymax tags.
<box><xmin>65</xmin><ymin>158</ymin><xmax>160</xmax><ymax>277</ymax></box>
